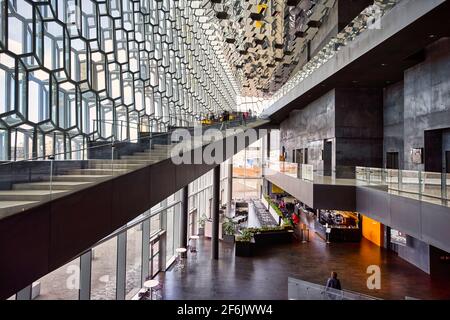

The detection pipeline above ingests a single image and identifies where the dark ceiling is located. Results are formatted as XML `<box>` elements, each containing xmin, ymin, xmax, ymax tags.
<box><xmin>269</xmin><ymin>0</ymin><xmax>450</xmax><ymax>124</ymax></box>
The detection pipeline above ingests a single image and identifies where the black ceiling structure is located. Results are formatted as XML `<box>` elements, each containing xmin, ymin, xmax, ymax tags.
<box><xmin>267</xmin><ymin>0</ymin><xmax>450</xmax><ymax>124</ymax></box>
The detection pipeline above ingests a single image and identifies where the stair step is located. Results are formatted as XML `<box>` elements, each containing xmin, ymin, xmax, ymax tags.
<box><xmin>0</xmin><ymin>201</ymin><xmax>40</xmax><ymax>219</ymax></box>
<box><xmin>13</xmin><ymin>181</ymin><xmax>93</xmax><ymax>191</ymax></box>
<box><xmin>69</xmin><ymin>168</ymin><xmax>130</xmax><ymax>175</ymax></box>
<box><xmin>89</xmin><ymin>163</ymin><xmax>144</xmax><ymax>170</ymax></box>
<box><xmin>0</xmin><ymin>190</ymin><xmax>69</xmax><ymax>201</ymax></box>
<box><xmin>52</xmin><ymin>175</ymin><xmax>111</xmax><ymax>182</ymax></box>
<box><xmin>88</xmin><ymin>159</ymin><xmax>156</xmax><ymax>165</ymax></box>
<box><xmin>133</xmin><ymin>152</ymin><xmax>169</xmax><ymax>157</ymax></box>
<box><xmin>120</xmin><ymin>155</ymin><xmax>167</xmax><ymax>160</ymax></box>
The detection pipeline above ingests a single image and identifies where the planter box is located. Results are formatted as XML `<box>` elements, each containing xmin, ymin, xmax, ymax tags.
<box><xmin>253</xmin><ymin>230</ymin><xmax>293</xmax><ymax>246</ymax></box>
<box><xmin>235</xmin><ymin>241</ymin><xmax>254</xmax><ymax>257</ymax></box>
<box><xmin>222</xmin><ymin>234</ymin><xmax>235</xmax><ymax>243</ymax></box>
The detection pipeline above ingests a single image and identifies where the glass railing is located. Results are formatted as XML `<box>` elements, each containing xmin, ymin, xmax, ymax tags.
<box><xmin>356</xmin><ymin>167</ymin><xmax>449</xmax><ymax>205</ymax></box>
<box><xmin>288</xmin><ymin>277</ymin><xmax>380</xmax><ymax>300</ymax></box>
<box><xmin>0</xmin><ymin>117</ymin><xmax>263</xmax><ymax>221</ymax></box>
<box><xmin>265</xmin><ymin>160</ymin><xmax>314</xmax><ymax>181</ymax></box>
<box><xmin>264</xmin><ymin>161</ymin><xmax>450</xmax><ymax>206</ymax></box>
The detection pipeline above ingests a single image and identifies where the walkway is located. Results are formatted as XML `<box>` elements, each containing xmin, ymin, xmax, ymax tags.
<box><xmin>159</xmin><ymin>236</ymin><xmax>450</xmax><ymax>300</ymax></box>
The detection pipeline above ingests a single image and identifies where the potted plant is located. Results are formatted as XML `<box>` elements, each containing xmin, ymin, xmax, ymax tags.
<box><xmin>198</xmin><ymin>214</ymin><xmax>207</xmax><ymax>236</ymax></box>
<box><xmin>222</xmin><ymin>218</ymin><xmax>236</xmax><ymax>243</ymax></box>
<box><xmin>235</xmin><ymin>229</ymin><xmax>254</xmax><ymax>257</ymax></box>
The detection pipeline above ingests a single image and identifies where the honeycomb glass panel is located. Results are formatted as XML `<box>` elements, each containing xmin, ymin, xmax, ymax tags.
<box><xmin>0</xmin><ymin>0</ymin><xmax>242</xmax><ymax>160</ymax></box>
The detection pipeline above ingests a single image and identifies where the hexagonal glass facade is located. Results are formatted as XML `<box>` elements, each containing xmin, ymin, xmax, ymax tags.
<box><xmin>0</xmin><ymin>0</ymin><xmax>237</xmax><ymax>160</ymax></box>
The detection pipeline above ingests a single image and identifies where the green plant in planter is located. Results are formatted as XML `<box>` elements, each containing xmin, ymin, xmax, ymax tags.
<box><xmin>236</xmin><ymin>229</ymin><xmax>254</xmax><ymax>242</ymax></box>
<box><xmin>264</xmin><ymin>194</ymin><xmax>284</xmax><ymax>217</ymax></box>
<box><xmin>282</xmin><ymin>218</ymin><xmax>294</xmax><ymax>228</ymax></box>
<box><xmin>223</xmin><ymin>218</ymin><xmax>237</xmax><ymax>236</ymax></box>
<box><xmin>260</xmin><ymin>226</ymin><xmax>285</xmax><ymax>232</ymax></box>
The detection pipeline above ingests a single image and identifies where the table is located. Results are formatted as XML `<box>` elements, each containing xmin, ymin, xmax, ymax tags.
<box><xmin>143</xmin><ymin>279</ymin><xmax>159</xmax><ymax>300</ymax></box>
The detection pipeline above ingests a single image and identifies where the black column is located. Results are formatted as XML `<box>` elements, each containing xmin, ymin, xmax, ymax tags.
<box><xmin>180</xmin><ymin>185</ymin><xmax>189</xmax><ymax>249</ymax></box>
<box><xmin>212</xmin><ymin>165</ymin><xmax>220</xmax><ymax>260</ymax></box>
<box><xmin>266</xmin><ymin>130</ymin><xmax>271</xmax><ymax>158</ymax></box>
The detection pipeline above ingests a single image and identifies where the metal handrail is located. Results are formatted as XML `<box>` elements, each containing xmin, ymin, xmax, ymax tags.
<box><xmin>0</xmin><ymin>117</ymin><xmax>258</xmax><ymax>166</ymax></box>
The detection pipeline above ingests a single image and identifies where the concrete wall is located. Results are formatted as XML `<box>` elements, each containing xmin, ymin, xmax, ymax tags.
<box><xmin>280</xmin><ymin>87</ymin><xmax>383</xmax><ymax>177</ymax></box>
<box><xmin>383</xmin><ymin>81</ymin><xmax>405</xmax><ymax>168</ymax></box>
<box><xmin>382</xmin><ymin>38</ymin><xmax>450</xmax><ymax>171</ymax></box>
<box><xmin>279</xmin><ymin>89</ymin><xmax>335</xmax><ymax>173</ymax></box>
<box><xmin>403</xmin><ymin>38</ymin><xmax>450</xmax><ymax>170</ymax></box>
<box><xmin>396</xmin><ymin>237</ymin><xmax>431</xmax><ymax>274</ymax></box>
<box><xmin>335</xmin><ymin>88</ymin><xmax>384</xmax><ymax>176</ymax></box>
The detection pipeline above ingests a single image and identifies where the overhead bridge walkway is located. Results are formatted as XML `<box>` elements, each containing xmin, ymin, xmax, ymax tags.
<box><xmin>0</xmin><ymin>119</ymin><xmax>269</xmax><ymax>299</ymax></box>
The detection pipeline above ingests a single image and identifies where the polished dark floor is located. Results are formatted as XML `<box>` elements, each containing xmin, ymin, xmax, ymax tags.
<box><xmin>159</xmin><ymin>214</ymin><xmax>450</xmax><ymax>300</ymax></box>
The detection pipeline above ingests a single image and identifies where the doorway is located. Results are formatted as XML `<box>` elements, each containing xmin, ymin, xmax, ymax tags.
<box><xmin>323</xmin><ymin>141</ymin><xmax>332</xmax><ymax>176</ymax></box>
<box><xmin>386</xmin><ymin>152</ymin><xmax>399</xmax><ymax>169</ymax></box>
<box><xmin>445</xmin><ymin>151</ymin><xmax>450</xmax><ymax>173</ymax></box>
<box><xmin>149</xmin><ymin>237</ymin><xmax>161</xmax><ymax>278</ymax></box>
<box><xmin>294</xmin><ymin>148</ymin><xmax>309</xmax><ymax>164</ymax></box>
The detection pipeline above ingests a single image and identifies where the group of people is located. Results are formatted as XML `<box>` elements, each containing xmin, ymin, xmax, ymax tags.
<box><xmin>203</xmin><ymin>110</ymin><xmax>254</xmax><ymax>126</ymax></box>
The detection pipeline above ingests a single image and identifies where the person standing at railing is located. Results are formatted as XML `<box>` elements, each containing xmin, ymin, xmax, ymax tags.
<box><xmin>325</xmin><ymin>271</ymin><xmax>342</xmax><ymax>299</ymax></box>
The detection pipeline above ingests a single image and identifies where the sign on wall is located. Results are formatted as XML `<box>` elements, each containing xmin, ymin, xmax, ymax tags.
<box><xmin>411</xmin><ymin>148</ymin><xmax>424</xmax><ymax>164</ymax></box>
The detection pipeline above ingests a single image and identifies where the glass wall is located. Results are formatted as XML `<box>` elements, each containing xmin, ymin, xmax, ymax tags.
<box><xmin>91</xmin><ymin>237</ymin><xmax>117</xmax><ymax>300</ymax></box>
<box><xmin>150</xmin><ymin>239</ymin><xmax>161</xmax><ymax>278</ymax></box>
<box><xmin>165</xmin><ymin>206</ymin><xmax>175</xmax><ymax>264</ymax></box>
<box><xmin>10</xmin><ymin>174</ymin><xmax>216</xmax><ymax>300</ymax></box>
<box><xmin>0</xmin><ymin>1</ymin><xmax>238</xmax><ymax>160</ymax></box>
<box><xmin>232</xmin><ymin>139</ymin><xmax>263</xmax><ymax>200</ymax></box>
<box><xmin>35</xmin><ymin>258</ymin><xmax>80</xmax><ymax>300</ymax></box>
<box><xmin>150</xmin><ymin>213</ymin><xmax>161</xmax><ymax>235</ymax></box>
<box><xmin>125</xmin><ymin>224</ymin><xmax>142</xmax><ymax>300</ymax></box>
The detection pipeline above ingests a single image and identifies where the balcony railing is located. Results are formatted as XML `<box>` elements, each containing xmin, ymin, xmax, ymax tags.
<box><xmin>288</xmin><ymin>277</ymin><xmax>380</xmax><ymax>300</ymax></box>
<box><xmin>356</xmin><ymin>167</ymin><xmax>450</xmax><ymax>206</ymax></box>
<box><xmin>265</xmin><ymin>160</ymin><xmax>314</xmax><ymax>181</ymax></box>
<box><xmin>263</xmin><ymin>160</ymin><xmax>450</xmax><ymax>207</ymax></box>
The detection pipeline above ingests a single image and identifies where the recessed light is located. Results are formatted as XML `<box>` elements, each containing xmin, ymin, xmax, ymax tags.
<box><xmin>381</xmin><ymin>63</ymin><xmax>387</xmax><ymax>67</ymax></box>
<box><xmin>429</xmin><ymin>34</ymin><xmax>436</xmax><ymax>38</ymax></box>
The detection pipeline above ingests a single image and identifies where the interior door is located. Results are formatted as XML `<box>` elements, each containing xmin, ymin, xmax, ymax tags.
<box><xmin>323</xmin><ymin>141</ymin><xmax>332</xmax><ymax>176</ymax></box>
<box><xmin>446</xmin><ymin>151</ymin><xmax>450</xmax><ymax>173</ymax></box>
<box><xmin>295</xmin><ymin>149</ymin><xmax>303</xmax><ymax>164</ymax></box>
<box><xmin>386</xmin><ymin>152</ymin><xmax>399</xmax><ymax>169</ymax></box>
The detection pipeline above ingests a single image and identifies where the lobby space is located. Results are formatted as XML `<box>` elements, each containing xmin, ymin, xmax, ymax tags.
<box><xmin>159</xmin><ymin>235</ymin><xmax>450</xmax><ymax>300</ymax></box>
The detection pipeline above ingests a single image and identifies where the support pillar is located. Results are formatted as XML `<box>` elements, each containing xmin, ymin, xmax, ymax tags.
<box><xmin>116</xmin><ymin>231</ymin><xmax>127</xmax><ymax>300</ymax></box>
<box><xmin>266</xmin><ymin>130</ymin><xmax>271</xmax><ymax>159</ymax></box>
<box><xmin>16</xmin><ymin>285</ymin><xmax>32</xmax><ymax>300</ymax></box>
<box><xmin>226</xmin><ymin>159</ymin><xmax>233</xmax><ymax>218</ymax></box>
<box><xmin>79</xmin><ymin>250</ymin><xmax>92</xmax><ymax>300</ymax></box>
<box><xmin>180</xmin><ymin>185</ymin><xmax>189</xmax><ymax>249</ymax></box>
<box><xmin>212</xmin><ymin>165</ymin><xmax>220</xmax><ymax>260</ymax></box>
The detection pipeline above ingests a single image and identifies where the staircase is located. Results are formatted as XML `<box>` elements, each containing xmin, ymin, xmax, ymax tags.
<box><xmin>0</xmin><ymin>119</ymin><xmax>270</xmax><ymax>299</ymax></box>
<box><xmin>0</xmin><ymin>144</ymin><xmax>175</xmax><ymax>220</ymax></box>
